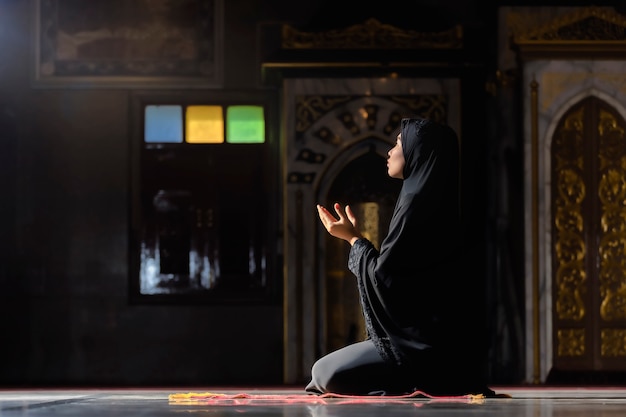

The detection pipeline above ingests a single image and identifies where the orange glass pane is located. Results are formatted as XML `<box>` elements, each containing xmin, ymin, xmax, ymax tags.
<box><xmin>186</xmin><ymin>105</ymin><xmax>224</xmax><ymax>143</ymax></box>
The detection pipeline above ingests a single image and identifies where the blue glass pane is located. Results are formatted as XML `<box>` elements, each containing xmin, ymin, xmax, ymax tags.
<box><xmin>145</xmin><ymin>105</ymin><xmax>183</xmax><ymax>143</ymax></box>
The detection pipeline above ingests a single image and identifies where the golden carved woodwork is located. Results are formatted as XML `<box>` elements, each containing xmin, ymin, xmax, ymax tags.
<box><xmin>515</xmin><ymin>6</ymin><xmax>626</xmax><ymax>374</ymax></box>
<box><xmin>597</xmin><ymin>110</ymin><xmax>626</xmax><ymax>322</ymax></box>
<box><xmin>552</xmin><ymin>98</ymin><xmax>626</xmax><ymax>363</ymax></box>
<box><xmin>513</xmin><ymin>6</ymin><xmax>626</xmax><ymax>41</ymax></box>
<box><xmin>557</xmin><ymin>328</ymin><xmax>586</xmax><ymax>356</ymax></box>
<box><xmin>601</xmin><ymin>329</ymin><xmax>626</xmax><ymax>357</ymax></box>
<box><xmin>509</xmin><ymin>6</ymin><xmax>626</xmax><ymax>58</ymax></box>
<box><xmin>553</xmin><ymin>107</ymin><xmax>587</xmax><ymax>322</ymax></box>
<box><xmin>282</xmin><ymin>18</ymin><xmax>463</xmax><ymax>50</ymax></box>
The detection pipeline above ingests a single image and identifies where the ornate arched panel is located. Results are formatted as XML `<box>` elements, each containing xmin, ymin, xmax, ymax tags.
<box><xmin>551</xmin><ymin>96</ymin><xmax>626</xmax><ymax>373</ymax></box>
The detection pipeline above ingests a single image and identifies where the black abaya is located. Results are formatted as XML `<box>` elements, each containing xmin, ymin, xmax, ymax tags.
<box><xmin>306</xmin><ymin>118</ymin><xmax>494</xmax><ymax>396</ymax></box>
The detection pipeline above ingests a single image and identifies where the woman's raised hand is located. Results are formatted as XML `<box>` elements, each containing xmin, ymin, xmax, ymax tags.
<box><xmin>316</xmin><ymin>203</ymin><xmax>362</xmax><ymax>245</ymax></box>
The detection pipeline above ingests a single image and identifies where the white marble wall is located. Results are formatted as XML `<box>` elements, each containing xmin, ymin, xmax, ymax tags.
<box><xmin>521</xmin><ymin>59</ymin><xmax>626</xmax><ymax>382</ymax></box>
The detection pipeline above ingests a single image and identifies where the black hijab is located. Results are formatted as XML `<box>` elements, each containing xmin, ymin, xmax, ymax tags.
<box><xmin>377</xmin><ymin>118</ymin><xmax>461</xmax><ymax>285</ymax></box>
<box><xmin>357</xmin><ymin>117</ymin><xmax>464</xmax><ymax>366</ymax></box>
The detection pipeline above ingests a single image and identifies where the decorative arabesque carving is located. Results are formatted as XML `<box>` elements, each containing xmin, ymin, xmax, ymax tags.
<box><xmin>288</xmin><ymin>94</ymin><xmax>447</xmax><ymax>184</ymax></box>
<box><xmin>557</xmin><ymin>329</ymin><xmax>585</xmax><ymax>357</ymax></box>
<box><xmin>510</xmin><ymin>6</ymin><xmax>626</xmax><ymax>58</ymax></box>
<box><xmin>596</xmin><ymin>109</ymin><xmax>626</xmax><ymax>359</ymax></box>
<box><xmin>552</xmin><ymin>107</ymin><xmax>587</xmax><ymax>328</ymax></box>
<box><xmin>597</xmin><ymin>110</ymin><xmax>626</xmax><ymax>323</ymax></box>
<box><xmin>552</xmin><ymin>102</ymin><xmax>626</xmax><ymax>359</ymax></box>
<box><xmin>294</xmin><ymin>95</ymin><xmax>447</xmax><ymax>138</ymax></box>
<box><xmin>295</xmin><ymin>96</ymin><xmax>354</xmax><ymax>135</ymax></box>
<box><xmin>512</xmin><ymin>7</ymin><xmax>626</xmax><ymax>42</ymax></box>
<box><xmin>282</xmin><ymin>18</ymin><xmax>463</xmax><ymax>50</ymax></box>
<box><xmin>602</xmin><ymin>329</ymin><xmax>626</xmax><ymax>357</ymax></box>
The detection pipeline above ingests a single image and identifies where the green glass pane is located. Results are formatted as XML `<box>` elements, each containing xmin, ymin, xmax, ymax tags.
<box><xmin>226</xmin><ymin>105</ymin><xmax>265</xmax><ymax>144</ymax></box>
<box><xmin>145</xmin><ymin>105</ymin><xmax>183</xmax><ymax>143</ymax></box>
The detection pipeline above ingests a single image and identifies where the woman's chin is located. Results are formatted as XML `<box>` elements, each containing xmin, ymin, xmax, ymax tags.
<box><xmin>387</xmin><ymin>170</ymin><xmax>401</xmax><ymax>179</ymax></box>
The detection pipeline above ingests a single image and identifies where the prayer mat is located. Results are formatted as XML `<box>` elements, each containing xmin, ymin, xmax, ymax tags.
<box><xmin>168</xmin><ymin>390</ymin><xmax>487</xmax><ymax>406</ymax></box>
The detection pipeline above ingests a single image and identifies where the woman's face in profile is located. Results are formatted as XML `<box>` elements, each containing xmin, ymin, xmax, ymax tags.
<box><xmin>387</xmin><ymin>133</ymin><xmax>405</xmax><ymax>179</ymax></box>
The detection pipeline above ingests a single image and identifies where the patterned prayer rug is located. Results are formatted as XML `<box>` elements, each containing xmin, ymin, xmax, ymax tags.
<box><xmin>168</xmin><ymin>390</ymin><xmax>488</xmax><ymax>406</ymax></box>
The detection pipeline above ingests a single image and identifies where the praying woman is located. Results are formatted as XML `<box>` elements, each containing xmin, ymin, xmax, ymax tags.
<box><xmin>306</xmin><ymin>118</ymin><xmax>496</xmax><ymax>397</ymax></box>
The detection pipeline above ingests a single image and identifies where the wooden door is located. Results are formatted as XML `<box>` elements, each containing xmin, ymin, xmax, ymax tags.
<box><xmin>551</xmin><ymin>96</ymin><xmax>626</xmax><ymax>376</ymax></box>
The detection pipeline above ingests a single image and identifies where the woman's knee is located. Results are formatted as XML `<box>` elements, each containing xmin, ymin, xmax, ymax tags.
<box><xmin>310</xmin><ymin>357</ymin><xmax>334</xmax><ymax>385</ymax></box>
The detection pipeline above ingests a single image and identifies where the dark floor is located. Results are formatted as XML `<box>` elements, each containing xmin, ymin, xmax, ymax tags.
<box><xmin>1</xmin><ymin>386</ymin><xmax>626</xmax><ymax>416</ymax></box>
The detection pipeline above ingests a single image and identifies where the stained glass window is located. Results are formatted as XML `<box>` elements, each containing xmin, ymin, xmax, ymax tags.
<box><xmin>136</xmin><ymin>91</ymin><xmax>275</xmax><ymax>304</ymax></box>
<box><xmin>144</xmin><ymin>104</ymin><xmax>265</xmax><ymax>144</ymax></box>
